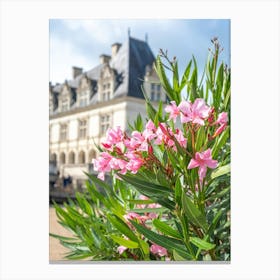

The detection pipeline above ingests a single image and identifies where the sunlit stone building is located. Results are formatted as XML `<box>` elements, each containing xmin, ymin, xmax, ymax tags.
<box><xmin>49</xmin><ymin>35</ymin><xmax>166</xmax><ymax>188</ymax></box>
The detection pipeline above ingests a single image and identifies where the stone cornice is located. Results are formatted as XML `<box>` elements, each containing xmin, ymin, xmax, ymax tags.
<box><xmin>49</xmin><ymin>96</ymin><xmax>145</xmax><ymax>120</ymax></box>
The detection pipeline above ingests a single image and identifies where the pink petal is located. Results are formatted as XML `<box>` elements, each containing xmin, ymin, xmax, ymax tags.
<box><xmin>187</xmin><ymin>159</ymin><xmax>200</xmax><ymax>169</ymax></box>
<box><xmin>178</xmin><ymin>100</ymin><xmax>192</xmax><ymax>115</ymax></box>
<box><xmin>205</xmin><ymin>159</ymin><xmax>218</xmax><ymax>169</ymax></box>
<box><xmin>198</xmin><ymin>165</ymin><xmax>207</xmax><ymax>180</ymax></box>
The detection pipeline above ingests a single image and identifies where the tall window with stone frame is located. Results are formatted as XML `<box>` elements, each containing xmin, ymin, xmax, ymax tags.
<box><xmin>79</xmin><ymin>90</ymin><xmax>89</xmax><ymax>107</ymax></box>
<box><xmin>102</xmin><ymin>83</ymin><xmax>111</xmax><ymax>101</ymax></box>
<box><xmin>61</xmin><ymin>98</ymin><xmax>69</xmax><ymax>112</ymax></box>
<box><xmin>100</xmin><ymin>114</ymin><xmax>111</xmax><ymax>136</ymax></box>
<box><xmin>78</xmin><ymin>119</ymin><xmax>87</xmax><ymax>139</ymax></box>
<box><xmin>150</xmin><ymin>83</ymin><xmax>161</xmax><ymax>102</ymax></box>
<box><xmin>60</xmin><ymin>123</ymin><xmax>68</xmax><ymax>141</ymax></box>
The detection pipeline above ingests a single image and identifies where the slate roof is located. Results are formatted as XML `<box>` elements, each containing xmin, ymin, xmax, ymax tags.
<box><xmin>50</xmin><ymin>36</ymin><xmax>155</xmax><ymax>111</ymax></box>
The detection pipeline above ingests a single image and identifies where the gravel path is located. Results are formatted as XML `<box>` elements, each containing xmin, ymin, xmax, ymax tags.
<box><xmin>49</xmin><ymin>206</ymin><xmax>73</xmax><ymax>261</ymax></box>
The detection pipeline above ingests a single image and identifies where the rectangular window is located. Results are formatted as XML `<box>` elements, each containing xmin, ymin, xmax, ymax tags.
<box><xmin>100</xmin><ymin>115</ymin><xmax>111</xmax><ymax>135</ymax></box>
<box><xmin>60</xmin><ymin>124</ymin><xmax>68</xmax><ymax>141</ymax></box>
<box><xmin>79</xmin><ymin>91</ymin><xmax>88</xmax><ymax>107</ymax></box>
<box><xmin>157</xmin><ymin>84</ymin><xmax>161</xmax><ymax>91</ymax></box>
<box><xmin>79</xmin><ymin>119</ymin><xmax>87</xmax><ymax>139</ymax></box>
<box><xmin>61</xmin><ymin>99</ymin><xmax>68</xmax><ymax>112</ymax></box>
<box><xmin>101</xmin><ymin>83</ymin><xmax>111</xmax><ymax>102</ymax></box>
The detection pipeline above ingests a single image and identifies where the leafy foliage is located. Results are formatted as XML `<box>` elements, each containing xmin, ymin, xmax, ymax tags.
<box><xmin>50</xmin><ymin>38</ymin><xmax>230</xmax><ymax>261</ymax></box>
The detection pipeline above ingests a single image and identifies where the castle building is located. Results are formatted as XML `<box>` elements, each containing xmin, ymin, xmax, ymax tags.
<box><xmin>49</xmin><ymin>35</ymin><xmax>166</xmax><ymax>189</ymax></box>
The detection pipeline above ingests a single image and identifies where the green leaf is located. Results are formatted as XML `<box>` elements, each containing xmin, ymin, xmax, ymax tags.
<box><xmin>181</xmin><ymin>194</ymin><xmax>208</xmax><ymax>231</ymax></box>
<box><xmin>107</xmin><ymin>214</ymin><xmax>138</xmax><ymax>242</ymax></box>
<box><xmin>190</xmin><ymin>237</ymin><xmax>215</xmax><ymax>250</ymax></box>
<box><xmin>195</xmin><ymin>126</ymin><xmax>206</xmax><ymax>151</ymax></box>
<box><xmin>111</xmin><ymin>235</ymin><xmax>139</xmax><ymax>249</ymax></box>
<box><xmin>212</xmin><ymin>126</ymin><xmax>230</xmax><ymax>159</ymax></box>
<box><xmin>139</xmin><ymin>239</ymin><xmax>150</xmax><ymax>256</ymax></box>
<box><xmin>175</xmin><ymin>177</ymin><xmax>182</xmax><ymax>206</ymax></box>
<box><xmin>118</xmin><ymin>174</ymin><xmax>172</xmax><ymax>197</ymax></box>
<box><xmin>173</xmin><ymin>249</ymin><xmax>188</xmax><ymax>261</ymax></box>
<box><xmin>207</xmin><ymin>209</ymin><xmax>223</xmax><ymax>235</ymax></box>
<box><xmin>210</xmin><ymin>164</ymin><xmax>230</xmax><ymax>180</ymax></box>
<box><xmin>154</xmin><ymin>56</ymin><xmax>178</xmax><ymax>103</ymax></box>
<box><xmin>49</xmin><ymin>233</ymin><xmax>78</xmax><ymax>241</ymax></box>
<box><xmin>127</xmin><ymin>199</ymin><xmax>154</xmax><ymax>205</ymax></box>
<box><xmin>131</xmin><ymin>220</ymin><xmax>192</xmax><ymax>260</ymax></box>
<box><xmin>153</xmin><ymin>219</ymin><xmax>182</xmax><ymax>239</ymax></box>
<box><xmin>129</xmin><ymin>207</ymin><xmax>166</xmax><ymax>214</ymax></box>
<box><xmin>180</xmin><ymin>60</ymin><xmax>192</xmax><ymax>90</ymax></box>
<box><xmin>85</xmin><ymin>172</ymin><xmax>114</xmax><ymax>196</ymax></box>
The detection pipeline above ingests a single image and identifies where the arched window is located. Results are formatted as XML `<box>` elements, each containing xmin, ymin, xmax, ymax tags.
<box><xmin>69</xmin><ymin>151</ymin><xmax>75</xmax><ymax>164</ymax></box>
<box><xmin>59</xmin><ymin>152</ymin><xmax>66</xmax><ymax>164</ymax></box>
<box><xmin>88</xmin><ymin>149</ymin><xmax>96</xmax><ymax>163</ymax></box>
<box><xmin>50</xmin><ymin>153</ymin><xmax>57</xmax><ymax>164</ymax></box>
<box><xmin>78</xmin><ymin>150</ymin><xmax>85</xmax><ymax>164</ymax></box>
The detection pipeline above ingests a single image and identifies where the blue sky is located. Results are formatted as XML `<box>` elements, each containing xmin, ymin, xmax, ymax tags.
<box><xmin>49</xmin><ymin>19</ymin><xmax>230</xmax><ymax>84</ymax></box>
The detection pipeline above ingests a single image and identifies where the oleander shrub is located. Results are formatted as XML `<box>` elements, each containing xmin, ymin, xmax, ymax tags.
<box><xmin>50</xmin><ymin>38</ymin><xmax>230</xmax><ymax>261</ymax></box>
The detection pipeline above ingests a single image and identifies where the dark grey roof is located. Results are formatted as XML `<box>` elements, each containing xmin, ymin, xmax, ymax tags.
<box><xmin>50</xmin><ymin>36</ymin><xmax>155</xmax><ymax>110</ymax></box>
<box><xmin>111</xmin><ymin>37</ymin><xmax>155</xmax><ymax>99</ymax></box>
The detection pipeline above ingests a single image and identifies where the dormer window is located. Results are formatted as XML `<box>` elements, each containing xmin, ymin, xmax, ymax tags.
<box><xmin>79</xmin><ymin>90</ymin><xmax>89</xmax><ymax>107</ymax></box>
<box><xmin>61</xmin><ymin>98</ymin><xmax>69</xmax><ymax>112</ymax></box>
<box><xmin>150</xmin><ymin>83</ymin><xmax>161</xmax><ymax>102</ymax></box>
<box><xmin>102</xmin><ymin>83</ymin><xmax>111</xmax><ymax>101</ymax></box>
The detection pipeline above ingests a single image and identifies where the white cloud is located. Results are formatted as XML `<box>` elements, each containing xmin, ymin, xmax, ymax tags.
<box><xmin>49</xmin><ymin>36</ymin><xmax>98</xmax><ymax>84</ymax></box>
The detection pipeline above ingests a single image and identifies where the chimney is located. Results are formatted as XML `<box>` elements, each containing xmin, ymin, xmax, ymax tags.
<box><xmin>72</xmin><ymin>66</ymin><xmax>83</xmax><ymax>79</ymax></box>
<box><xmin>99</xmin><ymin>54</ymin><xmax>111</xmax><ymax>64</ymax></box>
<box><xmin>111</xmin><ymin>43</ymin><xmax>122</xmax><ymax>58</ymax></box>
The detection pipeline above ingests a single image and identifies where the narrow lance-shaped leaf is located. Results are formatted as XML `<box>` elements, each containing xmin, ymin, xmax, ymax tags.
<box><xmin>130</xmin><ymin>220</ymin><xmax>193</xmax><ymax>260</ymax></box>
<box><xmin>189</xmin><ymin>237</ymin><xmax>215</xmax><ymax>250</ymax></box>
<box><xmin>110</xmin><ymin>235</ymin><xmax>139</xmax><ymax>249</ymax></box>
<box><xmin>153</xmin><ymin>219</ymin><xmax>182</xmax><ymax>240</ymax></box>
<box><xmin>181</xmin><ymin>193</ymin><xmax>208</xmax><ymax>231</ymax></box>
<box><xmin>210</xmin><ymin>164</ymin><xmax>230</xmax><ymax>180</ymax></box>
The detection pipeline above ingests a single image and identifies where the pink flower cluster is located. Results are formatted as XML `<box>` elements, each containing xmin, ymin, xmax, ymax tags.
<box><xmin>165</xmin><ymin>99</ymin><xmax>229</xmax><ymax>137</ymax></box>
<box><xmin>93</xmin><ymin>121</ymin><xmax>187</xmax><ymax>180</ymax></box>
<box><xmin>165</xmin><ymin>98</ymin><xmax>211</xmax><ymax>125</ymax></box>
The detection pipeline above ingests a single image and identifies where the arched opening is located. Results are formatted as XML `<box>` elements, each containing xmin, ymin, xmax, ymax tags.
<box><xmin>69</xmin><ymin>151</ymin><xmax>75</xmax><ymax>164</ymax></box>
<box><xmin>59</xmin><ymin>152</ymin><xmax>66</xmax><ymax>164</ymax></box>
<box><xmin>50</xmin><ymin>153</ymin><xmax>57</xmax><ymax>164</ymax></box>
<box><xmin>78</xmin><ymin>150</ymin><xmax>85</xmax><ymax>164</ymax></box>
<box><xmin>88</xmin><ymin>149</ymin><xmax>96</xmax><ymax>163</ymax></box>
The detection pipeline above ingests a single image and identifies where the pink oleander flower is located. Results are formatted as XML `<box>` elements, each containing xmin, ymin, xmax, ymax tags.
<box><xmin>178</xmin><ymin>98</ymin><xmax>211</xmax><ymax>125</ymax></box>
<box><xmin>102</xmin><ymin>126</ymin><xmax>124</xmax><ymax>150</ymax></box>
<box><xmin>215</xmin><ymin>112</ymin><xmax>228</xmax><ymax>125</ymax></box>
<box><xmin>165</xmin><ymin>101</ymin><xmax>180</xmax><ymax>122</ymax></box>
<box><xmin>124</xmin><ymin>131</ymin><xmax>148</xmax><ymax>151</ymax></box>
<box><xmin>124</xmin><ymin>212</ymin><xmax>148</xmax><ymax>226</ymax></box>
<box><xmin>187</xmin><ymin>148</ymin><xmax>218</xmax><ymax>181</ymax></box>
<box><xmin>174</xmin><ymin>129</ymin><xmax>187</xmax><ymax>148</ymax></box>
<box><xmin>93</xmin><ymin>152</ymin><xmax>113</xmax><ymax>180</ymax></box>
<box><xmin>125</xmin><ymin>151</ymin><xmax>144</xmax><ymax>174</ymax></box>
<box><xmin>109</xmin><ymin>158</ymin><xmax>127</xmax><ymax>175</ymax></box>
<box><xmin>117</xmin><ymin>245</ymin><xmax>127</xmax><ymax>255</ymax></box>
<box><xmin>213</xmin><ymin>112</ymin><xmax>228</xmax><ymax>137</ymax></box>
<box><xmin>213</xmin><ymin>123</ymin><xmax>227</xmax><ymax>138</ymax></box>
<box><xmin>143</xmin><ymin>120</ymin><xmax>157</xmax><ymax>141</ymax></box>
<box><xmin>150</xmin><ymin>244</ymin><xmax>168</xmax><ymax>257</ymax></box>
